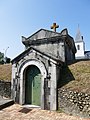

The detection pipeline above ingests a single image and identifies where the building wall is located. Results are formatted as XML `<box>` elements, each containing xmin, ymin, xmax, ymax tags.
<box><xmin>75</xmin><ymin>41</ymin><xmax>85</xmax><ymax>58</ymax></box>
<box><xmin>0</xmin><ymin>80</ymin><xmax>11</xmax><ymax>98</ymax></box>
<box><xmin>11</xmin><ymin>50</ymin><xmax>61</xmax><ymax>110</ymax></box>
<box><xmin>64</xmin><ymin>42</ymin><xmax>75</xmax><ymax>62</ymax></box>
<box><xmin>27</xmin><ymin>41</ymin><xmax>65</xmax><ymax>62</ymax></box>
<box><xmin>26</xmin><ymin>39</ymin><xmax>75</xmax><ymax>62</ymax></box>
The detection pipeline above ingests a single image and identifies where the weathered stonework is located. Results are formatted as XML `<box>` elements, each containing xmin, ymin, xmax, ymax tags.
<box><xmin>11</xmin><ymin>28</ymin><xmax>76</xmax><ymax>110</ymax></box>
<box><xmin>11</xmin><ymin>48</ymin><xmax>61</xmax><ymax>110</ymax></box>
<box><xmin>0</xmin><ymin>80</ymin><xmax>11</xmax><ymax>98</ymax></box>
<box><xmin>58</xmin><ymin>88</ymin><xmax>90</xmax><ymax>118</ymax></box>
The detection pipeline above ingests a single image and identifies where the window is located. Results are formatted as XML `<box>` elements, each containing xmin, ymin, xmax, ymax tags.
<box><xmin>77</xmin><ymin>45</ymin><xmax>80</xmax><ymax>50</ymax></box>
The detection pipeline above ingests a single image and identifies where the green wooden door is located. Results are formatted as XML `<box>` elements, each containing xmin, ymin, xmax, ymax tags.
<box><xmin>32</xmin><ymin>74</ymin><xmax>41</xmax><ymax>105</ymax></box>
<box><xmin>25</xmin><ymin>65</ymin><xmax>41</xmax><ymax>106</ymax></box>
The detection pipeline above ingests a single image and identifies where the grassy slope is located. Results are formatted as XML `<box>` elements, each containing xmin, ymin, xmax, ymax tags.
<box><xmin>0</xmin><ymin>64</ymin><xmax>12</xmax><ymax>81</ymax></box>
<box><xmin>60</xmin><ymin>60</ymin><xmax>90</xmax><ymax>94</ymax></box>
<box><xmin>0</xmin><ymin>61</ymin><xmax>90</xmax><ymax>93</ymax></box>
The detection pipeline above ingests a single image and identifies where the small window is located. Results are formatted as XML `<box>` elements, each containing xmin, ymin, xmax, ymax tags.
<box><xmin>77</xmin><ymin>45</ymin><xmax>80</xmax><ymax>50</ymax></box>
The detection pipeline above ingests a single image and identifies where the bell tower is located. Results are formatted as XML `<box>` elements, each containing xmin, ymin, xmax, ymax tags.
<box><xmin>75</xmin><ymin>26</ymin><xmax>85</xmax><ymax>59</ymax></box>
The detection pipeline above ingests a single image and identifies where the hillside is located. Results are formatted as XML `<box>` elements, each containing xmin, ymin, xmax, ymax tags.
<box><xmin>0</xmin><ymin>61</ymin><xmax>90</xmax><ymax>93</ymax></box>
<box><xmin>0</xmin><ymin>64</ymin><xmax>12</xmax><ymax>81</ymax></box>
<box><xmin>59</xmin><ymin>60</ymin><xmax>90</xmax><ymax>94</ymax></box>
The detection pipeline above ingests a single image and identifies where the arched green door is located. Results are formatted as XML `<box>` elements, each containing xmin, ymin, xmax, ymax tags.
<box><xmin>25</xmin><ymin>65</ymin><xmax>41</xmax><ymax>106</ymax></box>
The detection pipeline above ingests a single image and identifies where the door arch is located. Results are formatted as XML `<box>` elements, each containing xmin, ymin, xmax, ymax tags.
<box><xmin>25</xmin><ymin>65</ymin><xmax>41</xmax><ymax>106</ymax></box>
<box><xmin>19</xmin><ymin>59</ymin><xmax>47</xmax><ymax>108</ymax></box>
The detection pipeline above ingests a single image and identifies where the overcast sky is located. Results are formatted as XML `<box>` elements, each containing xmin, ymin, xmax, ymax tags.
<box><xmin>0</xmin><ymin>0</ymin><xmax>90</xmax><ymax>59</ymax></box>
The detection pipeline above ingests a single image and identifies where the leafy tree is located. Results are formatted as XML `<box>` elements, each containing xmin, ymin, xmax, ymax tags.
<box><xmin>5</xmin><ymin>57</ymin><xmax>11</xmax><ymax>63</ymax></box>
<box><xmin>0</xmin><ymin>52</ymin><xmax>4</xmax><ymax>64</ymax></box>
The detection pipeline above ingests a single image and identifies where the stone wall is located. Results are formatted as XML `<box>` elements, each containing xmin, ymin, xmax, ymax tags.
<box><xmin>58</xmin><ymin>88</ymin><xmax>90</xmax><ymax>118</ymax></box>
<box><xmin>0</xmin><ymin>80</ymin><xmax>11</xmax><ymax>98</ymax></box>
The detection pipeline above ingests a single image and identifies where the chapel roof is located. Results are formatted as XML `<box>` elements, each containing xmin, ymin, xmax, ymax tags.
<box><xmin>12</xmin><ymin>28</ymin><xmax>76</xmax><ymax>63</ymax></box>
<box><xmin>22</xmin><ymin>28</ymin><xmax>69</xmax><ymax>45</ymax></box>
<box><xmin>27</xmin><ymin>28</ymin><xmax>75</xmax><ymax>53</ymax></box>
<box><xmin>22</xmin><ymin>29</ymin><xmax>61</xmax><ymax>44</ymax></box>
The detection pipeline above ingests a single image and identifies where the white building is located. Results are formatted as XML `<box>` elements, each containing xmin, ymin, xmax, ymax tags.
<box><xmin>75</xmin><ymin>27</ymin><xmax>85</xmax><ymax>59</ymax></box>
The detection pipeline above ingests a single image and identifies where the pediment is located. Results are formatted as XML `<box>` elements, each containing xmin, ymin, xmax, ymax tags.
<box><xmin>12</xmin><ymin>47</ymin><xmax>63</xmax><ymax>64</ymax></box>
<box><xmin>26</xmin><ymin>29</ymin><xmax>60</xmax><ymax>41</ymax></box>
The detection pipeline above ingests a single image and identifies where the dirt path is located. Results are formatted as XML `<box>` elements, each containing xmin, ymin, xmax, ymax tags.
<box><xmin>0</xmin><ymin>104</ymin><xmax>89</xmax><ymax>120</ymax></box>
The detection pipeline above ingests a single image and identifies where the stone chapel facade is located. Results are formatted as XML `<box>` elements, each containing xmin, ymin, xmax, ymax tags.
<box><xmin>11</xmin><ymin>28</ymin><xmax>76</xmax><ymax>110</ymax></box>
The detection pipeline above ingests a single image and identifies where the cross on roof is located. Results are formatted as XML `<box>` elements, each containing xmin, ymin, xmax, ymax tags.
<box><xmin>51</xmin><ymin>23</ymin><xmax>59</xmax><ymax>32</ymax></box>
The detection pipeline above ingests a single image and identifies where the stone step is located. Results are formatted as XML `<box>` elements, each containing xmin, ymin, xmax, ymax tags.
<box><xmin>0</xmin><ymin>96</ymin><xmax>14</xmax><ymax>110</ymax></box>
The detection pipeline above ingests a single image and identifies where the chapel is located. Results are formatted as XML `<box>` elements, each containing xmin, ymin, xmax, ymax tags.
<box><xmin>75</xmin><ymin>27</ymin><xmax>90</xmax><ymax>59</ymax></box>
<box><xmin>11</xmin><ymin>23</ymin><xmax>76</xmax><ymax>110</ymax></box>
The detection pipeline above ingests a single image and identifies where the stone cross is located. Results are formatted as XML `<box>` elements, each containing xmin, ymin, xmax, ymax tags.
<box><xmin>51</xmin><ymin>23</ymin><xmax>59</xmax><ymax>32</ymax></box>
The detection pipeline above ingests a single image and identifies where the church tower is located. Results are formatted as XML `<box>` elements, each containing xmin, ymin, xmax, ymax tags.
<box><xmin>75</xmin><ymin>27</ymin><xmax>85</xmax><ymax>59</ymax></box>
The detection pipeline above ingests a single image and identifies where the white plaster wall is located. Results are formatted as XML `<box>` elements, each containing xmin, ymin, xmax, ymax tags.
<box><xmin>75</xmin><ymin>42</ymin><xmax>85</xmax><ymax>58</ymax></box>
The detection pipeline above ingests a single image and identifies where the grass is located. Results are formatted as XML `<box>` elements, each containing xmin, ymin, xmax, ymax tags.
<box><xmin>0</xmin><ymin>64</ymin><xmax>12</xmax><ymax>81</ymax></box>
<box><xmin>0</xmin><ymin>60</ymin><xmax>90</xmax><ymax>94</ymax></box>
<box><xmin>60</xmin><ymin>60</ymin><xmax>90</xmax><ymax>94</ymax></box>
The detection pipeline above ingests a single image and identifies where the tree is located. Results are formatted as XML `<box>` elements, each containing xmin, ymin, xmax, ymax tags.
<box><xmin>0</xmin><ymin>52</ymin><xmax>4</xmax><ymax>64</ymax></box>
<box><xmin>5</xmin><ymin>57</ymin><xmax>11</xmax><ymax>63</ymax></box>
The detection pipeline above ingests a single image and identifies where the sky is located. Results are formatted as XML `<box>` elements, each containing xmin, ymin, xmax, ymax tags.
<box><xmin>0</xmin><ymin>0</ymin><xmax>90</xmax><ymax>59</ymax></box>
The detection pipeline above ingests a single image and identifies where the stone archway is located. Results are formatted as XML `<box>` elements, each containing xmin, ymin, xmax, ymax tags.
<box><xmin>19</xmin><ymin>59</ymin><xmax>47</xmax><ymax>108</ymax></box>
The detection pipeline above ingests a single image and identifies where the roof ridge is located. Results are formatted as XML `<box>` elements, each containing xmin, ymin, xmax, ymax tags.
<box><xmin>26</xmin><ymin>28</ymin><xmax>60</xmax><ymax>40</ymax></box>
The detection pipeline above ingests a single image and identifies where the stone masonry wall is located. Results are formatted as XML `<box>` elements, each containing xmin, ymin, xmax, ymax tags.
<box><xmin>58</xmin><ymin>88</ymin><xmax>90</xmax><ymax>118</ymax></box>
<box><xmin>0</xmin><ymin>80</ymin><xmax>11</xmax><ymax>98</ymax></box>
